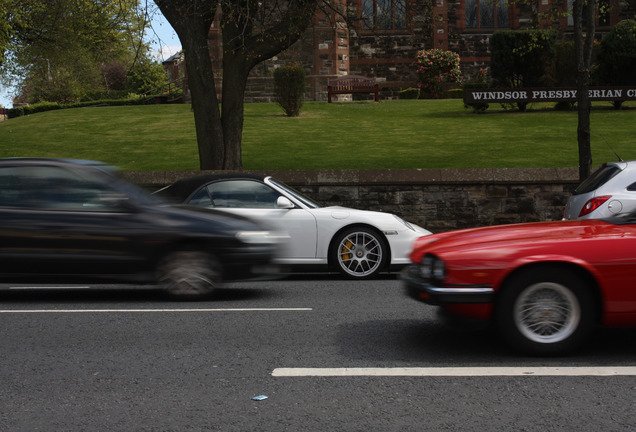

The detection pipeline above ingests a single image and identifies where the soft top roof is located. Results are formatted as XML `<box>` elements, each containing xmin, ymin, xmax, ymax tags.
<box><xmin>155</xmin><ymin>173</ymin><xmax>268</xmax><ymax>203</ymax></box>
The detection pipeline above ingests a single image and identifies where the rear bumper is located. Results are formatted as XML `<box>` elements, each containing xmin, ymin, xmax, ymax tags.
<box><xmin>401</xmin><ymin>265</ymin><xmax>494</xmax><ymax>306</ymax></box>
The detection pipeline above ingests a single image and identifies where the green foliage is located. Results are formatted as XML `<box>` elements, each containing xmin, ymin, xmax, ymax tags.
<box><xmin>490</xmin><ymin>30</ymin><xmax>557</xmax><ymax>111</ymax></box>
<box><xmin>7</xmin><ymin>97</ymin><xmax>144</xmax><ymax>118</ymax></box>
<box><xmin>416</xmin><ymin>49</ymin><xmax>461</xmax><ymax>99</ymax></box>
<box><xmin>597</xmin><ymin>19</ymin><xmax>636</xmax><ymax>86</ymax></box>
<box><xmin>463</xmin><ymin>68</ymin><xmax>489</xmax><ymax>113</ymax></box>
<box><xmin>551</xmin><ymin>41</ymin><xmax>578</xmax><ymax>87</ymax></box>
<box><xmin>125</xmin><ymin>60</ymin><xmax>171</xmax><ymax>95</ymax></box>
<box><xmin>399</xmin><ymin>88</ymin><xmax>420</xmax><ymax>99</ymax></box>
<box><xmin>447</xmin><ymin>88</ymin><xmax>463</xmax><ymax>99</ymax></box>
<box><xmin>3</xmin><ymin>0</ymin><xmax>152</xmax><ymax>104</ymax></box>
<box><xmin>273</xmin><ymin>63</ymin><xmax>306</xmax><ymax>117</ymax></box>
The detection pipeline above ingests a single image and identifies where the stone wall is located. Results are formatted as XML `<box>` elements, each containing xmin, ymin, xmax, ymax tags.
<box><xmin>124</xmin><ymin>168</ymin><xmax>580</xmax><ymax>233</ymax></box>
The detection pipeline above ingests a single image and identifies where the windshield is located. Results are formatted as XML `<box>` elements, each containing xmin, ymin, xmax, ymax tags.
<box><xmin>269</xmin><ymin>178</ymin><xmax>321</xmax><ymax>209</ymax></box>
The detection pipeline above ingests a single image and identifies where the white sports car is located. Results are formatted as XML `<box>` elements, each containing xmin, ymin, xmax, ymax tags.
<box><xmin>155</xmin><ymin>174</ymin><xmax>432</xmax><ymax>279</ymax></box>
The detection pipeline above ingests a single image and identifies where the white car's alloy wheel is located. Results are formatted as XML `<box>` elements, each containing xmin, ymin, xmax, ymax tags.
<box><xmin>334</xmin><ymin>228</ymin><xmax>386</xmax><ymax>279</ymax></box>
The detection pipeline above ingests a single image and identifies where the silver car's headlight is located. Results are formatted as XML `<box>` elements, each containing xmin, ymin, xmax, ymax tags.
<box><xmin>420</xmin><ymin>254</ymin><xmax>446</xmax><ymax>281</ymax></box>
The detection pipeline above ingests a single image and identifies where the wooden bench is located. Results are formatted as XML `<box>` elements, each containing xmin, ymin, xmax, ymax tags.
<box><xmin>327</xmin><ymin>75</ymin><xmax>379</xmax><ymax>103</ymax></box>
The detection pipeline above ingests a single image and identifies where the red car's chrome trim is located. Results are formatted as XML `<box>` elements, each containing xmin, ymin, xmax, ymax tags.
<box><xmin>401</xmin><ymin>265</ymin><xmax>494</xmax><ymax>306</ymax></box>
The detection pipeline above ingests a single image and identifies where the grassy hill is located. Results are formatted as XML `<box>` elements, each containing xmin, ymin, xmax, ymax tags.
<box><xmin>1</xmin><ymin>100</ymin><xmax>634</xmax><ymax>171</ymax></box>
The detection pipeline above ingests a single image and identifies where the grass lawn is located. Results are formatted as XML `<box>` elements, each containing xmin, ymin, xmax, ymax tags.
<box><xmin>0</xmin><ymin>99</ymin><xmax>634</xmax><ymax>171</ymax></box>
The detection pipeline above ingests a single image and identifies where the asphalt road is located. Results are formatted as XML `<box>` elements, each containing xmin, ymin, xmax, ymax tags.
<box><xmin>1</xmin><ymin>275</ymin><xmax>635</xmax><ymax>431</ymax></box>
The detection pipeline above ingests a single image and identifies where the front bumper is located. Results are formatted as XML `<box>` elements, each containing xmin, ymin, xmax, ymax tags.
<box><xmin>401</xmin><ymin>264</ymin><xmax>494</xmax><ymax>306</ymax></box>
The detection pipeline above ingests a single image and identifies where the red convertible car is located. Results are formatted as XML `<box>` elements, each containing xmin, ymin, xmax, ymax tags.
<box><xmin>401</xmin><ymin>215</ymin><xmax>636</xmax><ymax>356</ymax></box>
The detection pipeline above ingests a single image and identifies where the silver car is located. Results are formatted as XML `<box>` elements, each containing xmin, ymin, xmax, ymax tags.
<box><xmin>563</xmin><ymin>160</ymin><xmax>636</xmax><ymax>219</ymax></box>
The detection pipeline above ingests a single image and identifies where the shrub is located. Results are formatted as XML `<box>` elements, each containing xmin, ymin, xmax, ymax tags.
<box><xmin>273</xmin><ymin>63</ymin><xmax>306</xmax><ymax>117</ymax></box>
<box><xmin>596</xmin><ymin>19</ymin><xmax>636</xmax><ymax>109</ymax></box>
<box><xmin>416</xmin><ymin>49</ymin><xmax>461</xmax><ymax>99</ymax></box>
<box><xmin>490</xmin><ymin>30</ymin><xmax>557</xmax><ymax>111</ymax></box>
<box><xmin>125</xmin><ymin>60</ymin><xmax>171</xmax><ymax>96</ymax></box>
<box><xmin>6</xmin><ymin>98</ymin><xmax>145</xmax><ymax>119</ymax></box>
<box><xmin>447</xmin><ymin>88</ymin><xmax>463</xmax><ymax>99</ymax></box>
<box><xmin>463</xmin><ymin>68</ymin><xmax>489</xmax><ymax>113</ymax></box>
<box><xmin>8</xmin><ymin>102</ymin><xmax>60</xmax><ymax>118</ymax></box>
<box><xmin>399</xmin><ymin>88</ymin><xmax>420</xmax><ymax>99</ymax></box>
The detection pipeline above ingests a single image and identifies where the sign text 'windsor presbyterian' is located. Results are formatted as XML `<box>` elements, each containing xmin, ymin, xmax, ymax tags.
<box><xmin>464</xmin><ymin>87</ymin><xmax>636</xmax><ymax>104</ymax></box>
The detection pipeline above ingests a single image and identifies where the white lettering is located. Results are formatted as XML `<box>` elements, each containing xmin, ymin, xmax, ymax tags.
<box><xmin>628</xmin><ymin>89</ymin><xmax>636</xmax><ymax>97</ymax></box>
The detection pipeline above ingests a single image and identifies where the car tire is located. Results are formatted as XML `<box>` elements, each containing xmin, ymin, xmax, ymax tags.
<box><xmin>331</xmin><ymin>227</ymin><xmax>387</xmax><ymax>279</ymax></box>
<box><xmin>158</xmin><ymin>250</ymin><xmax>221</xmax><ymax>300</ymax></box>
<box><xmin>495</xmin><ymin>267</ymin><xmax>595</xmax><ymax>356</ymax></box>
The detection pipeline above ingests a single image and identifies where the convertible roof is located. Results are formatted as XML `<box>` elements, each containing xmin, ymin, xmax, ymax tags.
<box><xmin>155</xmin><ymin>173</ymin><xmax>268</xmax><ymax>203</ymax></box>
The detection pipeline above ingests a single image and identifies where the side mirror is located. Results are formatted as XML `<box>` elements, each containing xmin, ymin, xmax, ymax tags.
<box><xmin>276</xmin><ymin>196</ymin><xmax>295</xmax><ymax>209</ymax></box>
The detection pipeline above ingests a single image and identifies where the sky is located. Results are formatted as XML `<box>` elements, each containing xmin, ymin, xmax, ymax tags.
<box><xmin>0</xmin><ymin>9</ymin><xmax>182</xmax><ymax>108</ymax></box>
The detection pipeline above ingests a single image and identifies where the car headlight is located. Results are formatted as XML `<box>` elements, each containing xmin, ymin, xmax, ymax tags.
<box><xmin>236</xmin><ymin>230</ymin><xmax>288</xmax><ymax>244</ymax></box>
<box><xmin>419</xmin><ymin>254</ymin><xmax>446</xmax><ymax>281</ymax></box>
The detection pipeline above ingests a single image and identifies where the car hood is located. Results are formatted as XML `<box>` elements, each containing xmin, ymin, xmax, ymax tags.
<box><xmin>409</xmin><ymin>218</ymin><xmax>633</xmax><ymax>261</ymax></box>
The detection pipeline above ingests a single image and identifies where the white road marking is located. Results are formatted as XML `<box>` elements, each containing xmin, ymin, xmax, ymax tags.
<box><xmin>0</xmin><ymin>308</ymin><xmax>312</xmax><ymax>314</ymax></box>
<box><xmin>272</xmin><ymin>367</ymin><xmax>636</xmax><ymax>377</ymax></box>
<box><xmin>8</xmin><ymin>286</ymin><xmax>91</xmax><ymax>289</ymax></box>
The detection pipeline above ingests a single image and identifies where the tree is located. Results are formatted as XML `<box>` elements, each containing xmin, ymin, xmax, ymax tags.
<box><xmin>1</xmin><ymin>0</ymin><xmax>159</xmax><ymax>103</ymax></box>
<box><xmin>490</xmin><ymin>30</ymin><xmax>556</xmax><ymax>111</ymax></box>
<box><xmin>596</xmin><ymin>19</ymin><xmax>636</xmax><ymax>109</ymax></box>
<box><xmin>573</xmin><ymin>0</ymin><xmax>599</xmax><ymax>181</ymax></box>
<box><xmin>153</xmin><ymin>0</ymin><xmax>320</xmax><ymax>170</ymax></box>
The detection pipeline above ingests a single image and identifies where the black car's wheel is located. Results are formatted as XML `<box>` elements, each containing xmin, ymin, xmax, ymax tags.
<box><xmin>331</xmin><ymin>227</ymin><xmax>387</xmax><ymax>279</ymax></box>
<box><xmin>496</xmin><ymin>268</ymin><xmax>595</xmax><ymax>356</ymax></box>
<box><xmin>158</xmin><ymin>250</ymin><xmax>221</xmax><ymax>299</ymax></box>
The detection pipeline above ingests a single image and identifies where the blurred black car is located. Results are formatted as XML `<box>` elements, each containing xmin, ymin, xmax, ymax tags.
<box><xmin>0</xmin><ymin>158</ymin><xmax>281</xmax><ymax>299</ymax></box>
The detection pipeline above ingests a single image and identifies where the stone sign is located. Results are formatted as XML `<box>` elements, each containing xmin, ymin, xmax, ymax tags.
<box><xmin>464</xmin><ymin>87</ymin><xmax>636</xmax><ymax>104</ymax></box>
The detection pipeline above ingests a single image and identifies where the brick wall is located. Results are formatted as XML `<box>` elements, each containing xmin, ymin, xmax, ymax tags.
<box><xmin>124</xmin><ymin>168</ymin><xmax>580</xmax><ymax>233</ymax></box>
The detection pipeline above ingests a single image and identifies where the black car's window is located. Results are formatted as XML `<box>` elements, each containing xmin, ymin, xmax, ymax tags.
<box><xmin>573</xmin><ymin>165</ymin><xmax>621</xmax><ymax>195</ymax></box>
<box><xmin>0</xmin><ymin>166</ymin><xmax>126</xmax><ymax>211</ymax></box>
<box><xmin>199</xmin><ymin>180</ymin><xmax>280</xmax><ymax>209</ymax></box>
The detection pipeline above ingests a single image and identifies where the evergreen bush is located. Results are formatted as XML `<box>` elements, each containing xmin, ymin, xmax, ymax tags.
<box><xmin>273</xmin><ymin>63</ymin><xmax>306</xmax><ymax>117</ymax></box>
<box><xmin>490</xmin><ymin>30</ymin><xmax>557</xmax><ymax>111</ymax></box>
<box><xmin>399</xmin><ymin>88</ymin><xmax>420</xmax><ymax>99</ymax></box>
<box><xmin>596</xmin><ymin>19</ymin><xmax>636</xmax><ymax>109</ymax></box>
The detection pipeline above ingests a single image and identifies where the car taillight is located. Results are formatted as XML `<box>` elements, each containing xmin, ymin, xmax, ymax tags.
<box><xmin>579</xmin><ymin>195</ymin><xmax>611</xmax><ymax>217</ymax></box>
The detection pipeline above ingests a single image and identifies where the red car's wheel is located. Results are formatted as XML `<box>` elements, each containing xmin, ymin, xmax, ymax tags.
<box><xmin>496</xmin><ymin>268</ymin><xmax>595</xmax><ymax>356</ymax></box>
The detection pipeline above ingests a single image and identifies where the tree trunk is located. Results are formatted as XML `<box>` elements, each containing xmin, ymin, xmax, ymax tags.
<box><xmin>573</xmin><ymin>0</ymin><xmax>598</xmax><ymax>182</ymax></box>
<box><xmin>156</xmin><ymin>0</ymin><xmax>319</xmax><ymax>171</ymax></box>
<box><xmin>220</xmin><ymin>58</ymin><xmax>248</xmax><ymax>170</ymax></box>
<box><xmin>183</xmin><ymin>35</ymin><xmax>224</xmax><ymax>170</ymax></box>
<box><xmin>154</xmin><ymin>0</ymin><xmax>224</xmax><ymax>170</ymax></box>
